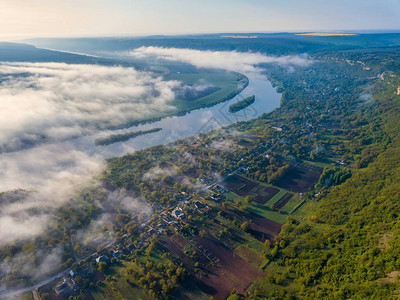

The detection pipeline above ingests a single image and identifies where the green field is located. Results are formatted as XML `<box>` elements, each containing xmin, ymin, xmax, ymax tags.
<box><xmin>248</xmin><ymin>204</ymin><xmax>288</xmax><ymax>224</ymax></box>
<box><xmin>225</xmin><ymin>178</ymin><xmax>301</xmax><ymax>224</ymax></box>
<box><xmin>91</xmin><ymin>263</ymin><xmax>150</xmax><ymax>300</ymax></box>
<box><xmin>234</xmin><ymin>244</ymin><xmax>264</xmax><ymax>268</ymax></box>
<box><xmin>166</xmin><ymin>72</ymin><xmax>248</xmax><ymax>111</ymax></box>
<box><xmin>266</xmin><ymin>189</ymin><xmax>287</xmax><ymax>206</ymax></box>
<box><xmin>89</xmin><ymin>70</ymin><xmax>249</xmax><ymax>132</ymax></box>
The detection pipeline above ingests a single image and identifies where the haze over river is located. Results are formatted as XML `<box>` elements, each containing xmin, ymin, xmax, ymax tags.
<box><xmin>0</xmin><ymin>73</ymin><xmax>281</xmax><ymax>192</ymax></box>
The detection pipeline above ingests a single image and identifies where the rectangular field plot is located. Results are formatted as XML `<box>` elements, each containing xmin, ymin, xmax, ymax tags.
<box><xmin>274</xmin><ymin>162</ymin><xmax>323</xmax><ymax>193</ymax></box>
<box><xmin>223</xmin><ymin>174</ymin><xmax>280</xmax><ymax>204</ymax></box>
<box><xmin>274</xmin><ymin>193</ymin><xmax>294</xmax><ymax>209</ymax></box>
<box><xmin>247</xmin><ymin>212</ymin><xmax>282</xmax><ymax>242</ymax></box>
<box><xmin>252</xmin><ymin>185</ymin><xmax>280</xmax><ymax>204</ymax></box>
<box><xmin>223</xmin><ymin>174</ymin><xmax>259</xmax><ymax>196</ymax></box>
<box><xmin>193</xmin><ymin>235</ymin><xmax>263</xmax><ymax>296</ymax></box>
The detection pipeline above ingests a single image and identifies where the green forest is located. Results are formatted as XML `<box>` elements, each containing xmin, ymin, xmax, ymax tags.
<box><xmin>244</xmin><ymin>49</ymin><xmax>400</xmax><ymax>299</ymax></box>
<box><xmin>2</xmin><ymin>39</ymin><xmax>400</xmax><ymax>300</ymax></box>
<box><xmin>95</xmin><ymin>128</ymin><xmax>162</xmax><ymax>146</ymax></box>
<box><xmin>229</xmin><ymin>95</ymin><xmax>256</xmax><ymax>113</ymax></box>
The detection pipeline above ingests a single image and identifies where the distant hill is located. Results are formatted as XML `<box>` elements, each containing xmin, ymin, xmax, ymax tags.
<box><xmin>0</xmin><ymin>42</ymin><xmax>142</xmax><ymax>68</ymax></box>
<box><xmin>24</xmin><ymin>33</ymin><xmax>400</xmax><ymax>57</ymax></box>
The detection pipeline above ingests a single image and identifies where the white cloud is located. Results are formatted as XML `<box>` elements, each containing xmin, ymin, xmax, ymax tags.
<box><xmin>129</xmin><ymin>47</ymin><xmax>312</xmax><ymax>73</ymax></box>
<box><xmin>142</xmin><ymin>166</ymin><xmax>179</xmax><ymax>181</ymax></box>
<box><xmin>0</xmin><ymin>215</ymin><xmax>48</xmax><ymax>247</ymax></box>
<box><xmin>210</xmin><ymin>139</ymin><xmax>235</xmax><ymax>152</ymax></box>
<box><xmin>0</xmin><ymin>47</ymin><xmax>304</xmax><ymax>253</ymax></box>
<box><xmin>0</xmin><ymin>144</ymin><xmax>104</xmax><ymax>246</ymax></box>
<box><xmin>0</xmin><ymin>62</ymin><xmax>181</xmax><ymax>152</ymax></box>
<box><xmin>0</xmin><ymin>143</ymin><xmax>102</xmax><ymax>191</ymax></box>
<box><xmin>107</xmin><ymin>190</ymin><xmax>153</xmax><ymax>216</ymax></box>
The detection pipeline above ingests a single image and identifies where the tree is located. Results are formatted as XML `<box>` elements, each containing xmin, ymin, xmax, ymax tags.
<box><xmin>244</xmin><ymin>195</ymin><xmax>253</xmax><ymax>204</ymax></box>
<box><xmin>241</xmin><ymin>221</ymin><xmax>250</xmax><ymax>232</ymax></box>
<box><xmin>73</xmin><ymin>244</ymin><xmax>82</xmax><ymax>256</ymax></box>
<box><xmin>199</xmin><ymin>229</ymin><xmax>207</xmax><ymax>238</ymax></box>
<box><xmin>227</xmin><ymin>289</ymin><xmax>240</xmax><ymax>300</ymax></box>
<box><xmin>98</xmin><ymin>262</ymin><xmax>107</xmax><ymax>273</ymax></box>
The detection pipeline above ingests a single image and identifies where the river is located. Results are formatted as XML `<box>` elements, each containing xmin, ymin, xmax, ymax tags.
<box><xmin>74</xmin><ymin>73</ymin><xmax>281</xmax><ymax>157</ymax></box>
<box><xmin>0</xmin><ymin>73</ymin><xmax>281</xmax><ymax>192</ymax></box>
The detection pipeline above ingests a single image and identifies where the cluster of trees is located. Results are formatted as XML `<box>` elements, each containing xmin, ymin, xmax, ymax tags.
<box><xmin>315</xmin><ymin>166</ymin><xmax>352</xmax><ymax>188</ymax></box>
<box><xmin>95</xmin><ymin>127</ymin><xmax>162</xmax><ymax>146</ymax></box>
<box><xmin>247</xmin><ymin>48</ymin><xmax>400</xmax><ymax>298</ymax></box>
<box><xmin>229</xmin><ymin>95</ymin><xmax>255</xmax><ymax>113</ymax></box>
<box><xmin>125</xmin><ymin>257</ymin><xmax>187</xmax><ymax>298</ymax></box>
<box><xmin>102</xmin><ymin>129</ymin><xmax>289</xmax><ymax>204</ymax></box>
<box><xmin>0</xmin><ymin>188</ymin><xmax>107</xmax><ymax>288</ymax></box>
<box><xmin>4</xmin><ymin>42</ymin><xmax>400</xmax><ymax>298</ymax></box>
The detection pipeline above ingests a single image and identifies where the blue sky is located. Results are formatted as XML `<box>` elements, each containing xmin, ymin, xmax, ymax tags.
<box><xmin>0</xmin><ymin>0</ymin><xmax>399</xmax><ymax>40</ymax></box>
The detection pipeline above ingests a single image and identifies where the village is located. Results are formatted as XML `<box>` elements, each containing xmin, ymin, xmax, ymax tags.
<box><xmin>36</xmin><ymin>137</ymin><xmax>324</xmax><ymax>300</ymax></box>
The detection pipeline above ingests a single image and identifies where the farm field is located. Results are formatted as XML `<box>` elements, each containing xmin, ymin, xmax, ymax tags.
<box><xmin>223</xmin><ymin>174</ymin><xmax>280</xmax><ymax>205</ymax></box>
<box><xmin>274</xmin><ymin>193</ymin><xmax>294</xmax><ymax>209</ymax></box>
<box><xmin>274</xmin><ymin>162</ymin><xmax>322</xmax><ymax>192</ymax></box>
<box><xmin>296</xmin><ymin>32</ymin><xmax>357</xmax><ymax>36</ymax></box>
<box><xmin>246</xmin><ymin>212</ymin><xmax>282</xmax><ymax>242</ymax></box>
<box><xmin>193</xmin><ymin>235</ymin><xmax>263</xmax><ymax>299</ymax></box>
<box><xmin>223</xmin><ymin>173</ymin><xmax>301</xmax><ymax>218</ymax></box>
<box><xmin>223</xmin><ymin>174</ymin><xmax>259</xmax><ymax>195</ymax></box>
<box><xmin>234</xmin><ymin>245</ymin><xmax>264</xmax><ymax>268</ymax></box>
<box><xmin>160</xmin><ymin>228</ymin><xmax>264</xmax><ymax>300</ymax></box>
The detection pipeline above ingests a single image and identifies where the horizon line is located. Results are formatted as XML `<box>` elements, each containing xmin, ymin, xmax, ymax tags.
<box><xmin>1</xmin><ymin>28</ymin><xmax>398</xmax><ymax>42</ymax></box>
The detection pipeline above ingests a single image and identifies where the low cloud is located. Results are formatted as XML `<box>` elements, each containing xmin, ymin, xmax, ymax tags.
<box><xmin>129</xmin><ymin>47</ymin><xmax>312</xmax><ymax>73</ymax></box>
<box><xmin>107</xmin><ymin>190</ymin><xmax>153</xmax><ymax>216</ymax></box>
<box><xmin>75</xmin><ymin>191</ymin><xmax>152</xmax><ymax>250</ymax></box>
<box><xmin>183</xmin><ymin>152</ymin><xmax>198</xmax><ymax>166</ymax></box>
<box><xmin>0</xmin><ymin>143</ymin><xmax>103</xmax><ymax>191</ymax></box>
<box><xmin>210</xmin><ymin>139</ymin><xmax>235</xmax><ymax>152</ymax></box>
<box><xmin>359</xmin><ymin>92</ymin><xmax>373</xmax><ymax>102</ymax></box>
<box><xmin>75</xmin><ymin>213</ymin><xmax>116</xmax><ymax>250</ymax></box>
<box><xmin>36</xmin><ymin>246</ymin><xmax>64</xmax><ymax>278</ymax></box>
<box><xmin>0</xmin><ymin>142</ymin><xmax>104</xmax><ymax>246</ymax></box>
<box><xmin>0</xmin><ymin>61</ymin><xmax>184</xmax><ymax>248</ymax></box>
<box><xmin>173</xmin><ymin>82</ymin><xmax>218</xmax><ymax>101</ymax></box>
<box><xmin>0</xmin><ymin>186</ymin><xmax>153</xmax><ymax>284</ymax></box>
<box><xmin>143</xmin><ymin>165</ymin><xmax>179</xmax><ymax>182</ymax></box>
<box><xmin>0</xmin><ymin>62</ymin><xmax>181</xmax><ymax>152</ymax></box>
<box><xmin>0</xmin><ymin>245</ymin><xmax>65</xmax><ymax>286</ymax></box>
<box><xmin>0</xmin><ymin>214</ymin><xmax>48</xmax><ymax>247</ymax></box>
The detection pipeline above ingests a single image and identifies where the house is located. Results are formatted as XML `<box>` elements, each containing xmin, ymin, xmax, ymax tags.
<box><xmin>147</xmin><ymin>228</ymin><xmax>156</xmax><ymax>236</ymax></box>
<box><xmin>157</xmin><ymin>224</ymin><xmax>165</xmax><ymax>234</ymax></box>
<box><xmin>55</xmin><ymin>280</ymin><xmax>68</xmax><ymax>295</ymax></box>
<box><xmin>95</xmin><ymin>255</ymin><xmax>109</xmax><ymax>264</ymax></box>
<box><xmin>69</xmin><ymin>270</ymin><xmax>77</xmax><ymax>278</ymax></box>
<box><xmin>126</xmin><ymin>243</ymin><xmax>134</xmax><ymax>251</ymax></box>
<box><xmin>210</xmin><ymin>193</ymin><xmax>222</xmax><ymax>202</ymax></box>
<box><xmin>214</xmin><ymin>185</ymin><xmax>225</xmax><ymax>193</ymax></box>
<box><xmin>172</xmin><ymin>208</ymin><xmax>184</xmax><ymax>220</ymax></box>
<box><xmin>113</xmin><ymin>250</ymin><xmax>122</xmax><ymax>261</ymax></box>
<box><xmin>194</xmin><ymin>201</ymin><xmax>205</xmax><ymax>210</ymax></box>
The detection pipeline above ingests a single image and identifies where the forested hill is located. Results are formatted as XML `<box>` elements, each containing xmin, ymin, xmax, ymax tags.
<box><xmin>244</xmin><ymin>49</ymin><xmax>400</xmax><ymax>298</ymax></box>
<box><xmin>2</xmin><ymin>41</ymin><xmax>400</xmax><ymax>299</ymax></box>
<box><xmin>25</xmin><ymin>33</ymin><xmax>400</xmax><ymax>57</ymax></box>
